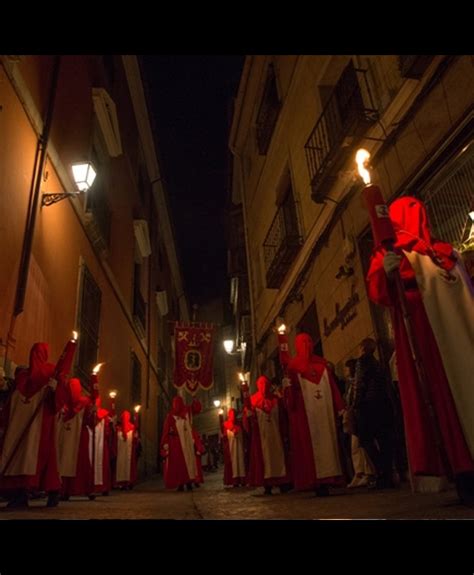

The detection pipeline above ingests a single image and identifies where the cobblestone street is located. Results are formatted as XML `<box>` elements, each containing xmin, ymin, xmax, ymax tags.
<box><xmin>2</xmin><ymin>471</ymin><xmax>474</xmax><ymax>520</ymax></box>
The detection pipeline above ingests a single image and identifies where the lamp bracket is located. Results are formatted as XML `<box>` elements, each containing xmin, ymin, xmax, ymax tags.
<box><xmin>42</xmin><ymin>193</ymin><xmax>78</xmax><ymax>207</ymax></box>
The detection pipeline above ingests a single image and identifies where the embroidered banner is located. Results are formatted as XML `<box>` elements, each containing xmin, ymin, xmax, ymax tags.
<box><xmin>174</xmin><ymin>323</ymin><xmax>215</xmax><ymax>395</ymax></box>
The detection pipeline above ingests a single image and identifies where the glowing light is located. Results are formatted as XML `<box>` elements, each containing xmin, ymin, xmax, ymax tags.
<box><xmin>92</xmin><ymin>362</ymin><xmax>104</xmax><ymax>374</ymax></box>
<box><xmin>355</xmin><ymin>148</ymin><xmax>371</xmax><ymax>185</ymax></box>
<box><xmin>109</xmin><ymin>390</ymin><xmax>117</xmax><ymax>399</ymax></box>
<box><xmin>469</xmin><ymin>211</ymin><xmax>474</xmax><ymax>222</ymax></box>
<box><xmin>72</xmin><ymin>330</ymin><xmax>79</xmax><ymax>341</ymax></box>
<box><xmin>223</xmin><ymin>339</ymin><xmax>234</xmax><ymax>354</ymax></box>
<box><xmin>213</xmin><ymin>399</ymin><xmax>221</xmax><ymax>408</ymax></box>
<box><xmin>277</xmin><ymin>323</ymin><xmax>286</xmax><ymax>334</ymax></box>
<box><xmin>134</xmin><ymin>404</ymin><xmax>141</xmax><ymax>413</ymax></box>
<box><xmin>218</xmin><ymin>408</ymin><xmax>224</xmax><ymax>415</ymax></box>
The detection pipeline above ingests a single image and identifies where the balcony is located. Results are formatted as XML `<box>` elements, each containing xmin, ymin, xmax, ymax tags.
<box><xmin>263</xmin><ymin>202</ymin><xmax>303</xmax><ymax>289</ymax></box>
<box><xmin>305</xmin><ymin>60</ymin><xmax>378</xmax><ymax>203</ymax></box>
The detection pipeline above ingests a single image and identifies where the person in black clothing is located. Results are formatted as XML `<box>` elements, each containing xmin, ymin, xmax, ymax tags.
<box><xmin>353</xmin><ymin>338</ymin><xmax>395</xmax><ymax>489</ymax></box>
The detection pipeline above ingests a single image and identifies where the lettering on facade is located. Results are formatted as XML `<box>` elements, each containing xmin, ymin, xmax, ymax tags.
<box><xmin>323</xmin><ymin>285</ymin><xmax>360</xmax><ymax>337</ymax></box>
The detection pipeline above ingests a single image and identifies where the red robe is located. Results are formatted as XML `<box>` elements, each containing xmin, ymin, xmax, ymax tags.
<box><xmin>0</xmin><ymin>340</ymin><xmax>76</xmax><ymax>493</ymax></box>
<box><xmin>366</xmin><ymin>196</ymin><xmax>474</xmax><ymax>478</ymax></box>
<box><xmin>160</xmin><ymin>397</ymin><xmax>197</xmax><ymax>489</ymax></box>
<box><xmin>244</xmin><ymin>376</ymin><xmax>291</xmax><ymax>487</ymax></box>
<box><xmin>279</xmin><ymin>332</ymin><xmax>345</xmax><ymax>490</ymax></box>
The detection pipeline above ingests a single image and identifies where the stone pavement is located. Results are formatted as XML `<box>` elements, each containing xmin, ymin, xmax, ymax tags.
<box><xmin>1</xmin><ymin>470</ymin><xmax>474</xmax><ymax>520</ymax></box>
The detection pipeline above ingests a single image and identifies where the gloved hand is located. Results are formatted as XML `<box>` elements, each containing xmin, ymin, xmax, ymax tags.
<box><xmin>383</xmin><ymin>252</ymin><xmax>402</xmax><ymax>276</ymax></box>
<box><xmin>48</xmin><ymin>378</ymin><xmax>58</xmax><ymax>391</ymax></box>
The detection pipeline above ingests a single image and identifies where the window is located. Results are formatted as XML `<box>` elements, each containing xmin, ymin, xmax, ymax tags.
<box><xmin>133</xmin><ymin>263</ymin><xmax>146</xmax><ymax>336</ymax></box>
<box><xmin>76</xmin><ymin>265</ymin><xmax>102</xmax><ymax>383</ymax></box>
<box><xmin>256</xmin><ymin>64</ymin><xmax>281</xmax><ymax>155</ymax></box>
<box><xmin>415</xmin><ymin>141</ymin><xmax>474</xmax><ymax>246</ymax></box>
<box><xmin>131</xmin><ymin>352</ymin><xmax>142</xmax><ymax>405</ymax></box>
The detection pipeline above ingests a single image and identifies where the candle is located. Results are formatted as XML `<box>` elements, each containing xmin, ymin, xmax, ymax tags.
<box><xmin>109</xmin><ymin>390</ymin><xmax>117</xmax><ymax>416</ymax></box>
<box><xmin>55</xmin><ymin>331</ymin><xmax>79</xmax><ymax>380</ymax></box>
<box><xmin>90</xmin><ymin>363</ymin><xmax>103</xmax><ymax>403</ymax></box>
<box><xmin>355</xmin><ymin>149</ymin><xmax>396</xmax><ymax>246</ymax></box>
<box><xmin>134</xmin><ymin>404</ymin><xmax>141</xmax><ymax>430</ymax></box>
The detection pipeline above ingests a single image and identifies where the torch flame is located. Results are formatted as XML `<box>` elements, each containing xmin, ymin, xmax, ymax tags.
<box><xmin>109</xmin><ymin>390</ymin><xmax>117</xmax><ymax>399</ymax></box>
<box><xmin>355</xmin><ymin>148</ymin><xmax>371</xmax><ymax>185</ymax></box>
<box><xmin>72</xmin><ymin>330</ymin><xmax>79</xmax><ymax>341</ymax></box>
<box><xmin>134</xmin><ymin>404</ymin><xmax>141</xmax><ymax>413</ymax></box>
<box><xmin>92</xmin><ymin>362</ymin><xmax>104</xmax><ymax>375</ymax></box>
<box><xmin>277</xmin><ymin>323</ymin><xmax>286</xmax><ymax>335</ymax></box>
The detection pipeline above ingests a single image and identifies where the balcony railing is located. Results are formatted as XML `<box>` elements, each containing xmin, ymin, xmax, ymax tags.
<box><xmin>263</xmin><ymin>203</ymin><xmax>303</xmax><ymax>289</ymax></box>
<box><xmin>305</xmin><ymin>60</ymin><xmax>378</xmax><ymax>203</ymax></box>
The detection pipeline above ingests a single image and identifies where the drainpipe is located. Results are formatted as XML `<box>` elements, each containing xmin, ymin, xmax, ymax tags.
<box><xmin>4</xmin><ymin>56</ymin><xmax>61</xmax><ymax>368</ymax></box>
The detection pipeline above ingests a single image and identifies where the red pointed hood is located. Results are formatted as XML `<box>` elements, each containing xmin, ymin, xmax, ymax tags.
<box><xmin>95</xmin><ymin>397</ymin><xmax>109</xmax><ymax>421</ymax></box>
<box><xmin>389</xmin><ymin>196</ymin><xmax>456</xmax><ymax>271</ymax></box>
<box><xmin>120</xmin><ymin>410</ymin><xmax>134</xmax><ymax>439</ymax></box>
<box><xmin>64</xmin><ymin>377</ymin><xmax>90</xmax><ymax>420</ymax></box>
<box><xmin>171</xmin><ymin>396</ymin><xmax>187</xmax><ymax>418</ymax></box>
<box><xmin>223</xmin><ymin>408</ymin><xmax>241</xmax><ymax>434</ymax></box>
<box><xmin>288</xmin><ymin>333</ymin><xmax>327</xmax><ymax>382</ymax></box>
<box><xmin>251</xmin><ymin>375</ymin><xmax>277</xmax><ymax>413</ymax></box>
<box><xmin>16</xmin><ymin>342</ymin><xmax>55</xmax><ymax>395</ymax></box>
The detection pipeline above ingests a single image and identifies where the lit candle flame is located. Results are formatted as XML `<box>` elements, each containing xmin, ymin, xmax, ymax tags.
<box><xmin>238</xmin><ymin>372</ymin><xmax>245</xmax><ymax>382</ymax></box>
<box><xmin>134</xmin><ymin>404</ymin><xmax>141</xmax><ymax>413</ymax></box>
<box><xmin>218</xmin><ymin>408</ymin><xmax>224</xmax><ymax>415</ymax></box>
<box><xmin>355</xmin><ymin>148</ymin><xmax>371</xmax><ymax>185</ymax></box>
<box><xmin>109</xmin><ymin>390</ymin><xmax>117</xmax><ymax>399</ymax></box>
<box><xmin>92</xmin><ymin>362</ymin><xmax>104</xmax><ymax>374</ymax></box>
<box><xmin>72</xmin><ymin>330</ymin><xmax>78</xmax><ymax>341</ymax></box>
<box><xmin>277</xmin><ymin>323</ymin><xmax>286</xmax><ymax>334</ymax></box>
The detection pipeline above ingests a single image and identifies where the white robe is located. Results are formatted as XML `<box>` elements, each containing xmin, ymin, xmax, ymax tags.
<box><xmin>256</xmin><ymin>406</ymin><xmax>286</xmax><ymax>479</ymax></box>
<box><xmin>227</xmin><ymin>429</ymin><xmax>245</xmax><ymax>479</ymax></box>
<box><xmin>298</xmin><ymin>369</ymin><xmax>342</xmax><ymax>479</ymax></box>
<box><xmin>404</xmin><ymin>250</ymin><xmax>474</xmax><ymax>456</ymax></box>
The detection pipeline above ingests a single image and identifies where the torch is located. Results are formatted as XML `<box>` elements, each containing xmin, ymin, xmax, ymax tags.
<box><xmin>108</xmin><ymin>390</ymin><xmax>117</xmax><ymax>418</ymax></box>
<box><xmin>134</xmin><ymin>404</ymin><xmax>141</xmax><ymax>432</ymax></box>
<box><xmin>355</xmin><ymin>149</ymin><xmax>452</xmax><ymax>481</ymax></box>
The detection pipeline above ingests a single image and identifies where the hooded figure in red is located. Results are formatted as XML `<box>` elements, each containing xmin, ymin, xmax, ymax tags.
<box><xmin>367</xmin><ymin>196</ymin><xmax>474</xmax><ymax>502</ymax></box>
<box><xmin>160</xmin><ymin>396</ymin><xmax>197</xmax><ymax>490</ymax></box>
<box><xmin>244</xmin><ymin>375</ymin><xmax>291</xmax><ymax>494</ymax></box>
<box><xmin>0</xmin><ymin>338</ymin><xmax>76</xmax><ymax>508</ymax></box>
<box><xmin>278</xmin><ymin>332</ymin><xmax>345</xmax><ymax>494</ymax></box>
<box><xmin>58</xmin><ymin>378</ymin><xmax>90</xmax><ymax>497</ymax></box>
<box><xmin>115</xmin><ymin>410</ymin><xmax>138</xmax><ymax>489</ymax></box>
<box><xmin>222</xmin><ymin>408</ymin><xmax>246</xmax><ymax>487</ymax></box>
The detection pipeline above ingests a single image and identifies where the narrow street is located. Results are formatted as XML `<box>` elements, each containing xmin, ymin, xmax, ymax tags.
<box><xmin>1</xmin><ymin>471</ymin><xmax>474</xmax><ymax>520</ymax></box>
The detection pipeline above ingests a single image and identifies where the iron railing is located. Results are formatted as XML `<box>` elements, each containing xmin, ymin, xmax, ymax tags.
<box><xmin>263</xmin><ymin>201</ymin><xmax>303</xmax><ymax>289</ymax></box>
<box><xmin>305</xmin><ymin>60</ymin><xmax>378</xmax><ymax>202</ymax></box>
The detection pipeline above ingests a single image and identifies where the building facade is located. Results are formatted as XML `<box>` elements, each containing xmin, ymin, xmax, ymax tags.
<box><xmin>229</xmin><ymin>55</ymin><xmax>474</xmax><ymax>382</ymax></box>
<box><xmin>0</xmin><ymin>55</ymin><xmax>189</xmax><ymax>478</ymax></box>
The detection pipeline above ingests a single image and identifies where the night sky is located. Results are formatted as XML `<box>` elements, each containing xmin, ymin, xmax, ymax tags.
<box><xmin>141</xmin><ymin>55</ymin><xmax>244</xmax><ymax>307</ymax></box>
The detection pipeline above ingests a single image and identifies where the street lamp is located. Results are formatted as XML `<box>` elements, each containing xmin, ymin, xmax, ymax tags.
<box><xmin>42</xmin><ymin>161</ymin><xmax>97</xmax><ymax>206</ymax></box>
<box><xmin>223</xmin><ymin>339</ymin><xmax>234</xmax><ymax>354</ymax></box>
